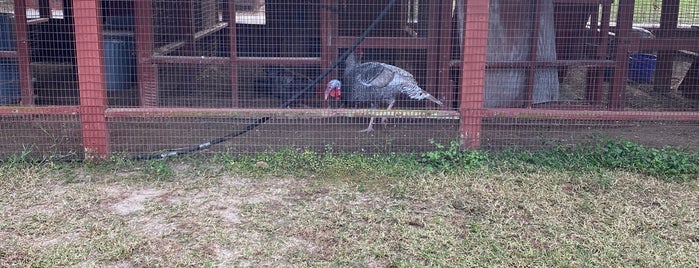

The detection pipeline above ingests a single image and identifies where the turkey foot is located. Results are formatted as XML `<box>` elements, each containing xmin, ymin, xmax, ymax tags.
<box><xmin>360</xmin><ymin>117</ymin><xmax>376</xmax><ymax>132</ymax></box>
<box><xmin>380</xmin><ymin>100</ymin><xmax>396</xmax><ymax>126</ymax></box>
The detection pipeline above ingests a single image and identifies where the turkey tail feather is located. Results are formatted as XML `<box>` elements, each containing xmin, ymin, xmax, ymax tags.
<box><xmin>401</xmin><ymin>84</ymin><xmax>443</xmax><ymax>106</ymax></box>
<box><xmin>426</xmin><ymin>95</ymin><xmax>443</xmax><ymax>106</ymax></box>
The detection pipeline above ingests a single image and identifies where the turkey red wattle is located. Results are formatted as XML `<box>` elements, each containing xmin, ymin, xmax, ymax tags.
<box><xmin>328</xmin><ymin>89</ymin><xmax>341</xmax><ymax>100</ymax></box>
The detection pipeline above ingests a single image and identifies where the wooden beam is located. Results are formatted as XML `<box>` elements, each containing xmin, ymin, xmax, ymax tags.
<box><xmin>639</xmin><ymin>38</ymin><xmax>699</xmax><ymax>51</ymax></box>
<box><xmin>26</xmin><ymin>18</ymin><xmax>50</xmax><ymax>25</ymax></box>
<box><xmin>13</xmin><ymin>0</ymin><xmax>34</xmax><ymax>106</ymax></box>
<box><xmin>0</xmin><ymin>106</ymin><xmax>80</xmax><ymax>116</ymax></box>
<box><xmin>105</xmin><ymin>107</ymin><xmax>460</xmax><ymax>120</ymax></box>
<box><xmin>437</xmin><ymin>0</ymin><xmax>455</xmax><ymax>108</ymax></box>
<box><xmin>134</xmin><ymin>0</ymin><xmax>158</xmax><ymax>107</ymax></box>
<box><xmin>426</xmin><ymin>0</ymin><xmax>441</xmax><ymax>109</ymax></box>
<box><xmin>654</xmin><ymin>0</ymin><xmax>681</xmax><ymax>91</ymax></box>
<box><xmin>4</xmin><ymin>106</ymin><xmax>697</xmax><ymax>123</ymax></box>
<box><xmin>319</xmin><ymin>0</ymin><xmax>336</xmax><ymax>98</ymax></box>
<box><xmin>335</xmin><ymin>36</ymin><xmax>428</xmax><ymax>49</ymax></box>
<box><xmin>0</xmin><ymin>51</ymin><xmax>18</xmax><ymax>58</ymax></box>
<box><xmin>459</xmin><ymin>0</ymin><xmax>490</xmax><ymax>149</ymax></box>
<box><xmin>228</xmin><ymin>0</ymin><xmax>239</xmax><ymax>107</ymax></box>
<box><xmin>485</xmin><ymin>108</ymin><xmax>699</xmax><ymax>121</ymax></box>
<box><xmin>73</xmin><ymin>0</ymin><xmax>109</xmax><ymax>159</ymax></box>
<box><xmin>154</xmin><ymin>41</ymin><xmax>187</xmax><ymax>56</ymax></box>
<box><xmin>100</xmin><ymin>107</ymin><xmax>699</xmax><ymax>122</ymax></box>
<box><xmin>586</xmin><ymin>3</ymin><xmax>612</xmax><ymax>105</ymax></box>
<box><xmin>609</xmin><ymin>0</ymin><xmax>634</xmax><ymax>110</ymax></box>
<box><xmin>193</xmin><ymin>22</ymin><xmax>228</xmax><ymax>40</ymax></box>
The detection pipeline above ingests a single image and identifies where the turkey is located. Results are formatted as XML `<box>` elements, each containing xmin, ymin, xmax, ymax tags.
<box><xmin>254</xmin><ymin>66</ymin><xmax>313</xmax><ymax>107</ymax></box>
<box><xmin>324</xmin><ymin>53</ymin><xmax>442</xmax><ymax>132</ymax></box>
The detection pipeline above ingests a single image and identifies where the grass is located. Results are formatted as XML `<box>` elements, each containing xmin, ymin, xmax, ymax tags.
<box><xmin>1</xmin><ymin>139</ymin><xmax>698</xmax><ymax>266</ymax></box>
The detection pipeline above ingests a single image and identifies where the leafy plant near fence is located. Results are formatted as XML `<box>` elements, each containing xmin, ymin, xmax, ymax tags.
<box><xmin>213</xmin><ymin>137</ymin><xmax>699</xmax><ymax>181</ymax></box>
<box><xmin>2</xmin><ymin>137</ymin><xmax>697</xmax><ymax>181</ymax></box>
<box><xmin>420</xmin><ymin>140</ymin><xmax>489</xmax><ymax>172</ymax></box>
<box><xmin>587</xmin><ymin>139</ymin><xmax>699</xmax><ymax>180</ymax></box>
<box><xmin>495</xmin><ymin>138</ymin><xmax>699</xmax><ymax>181</ymax></box>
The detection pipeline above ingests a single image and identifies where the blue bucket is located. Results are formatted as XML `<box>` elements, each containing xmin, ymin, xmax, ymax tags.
<box><xmin>104</xmin><ymin>32</ymin><xmax>136</xmax><ymax>92</ymax></box>
<box><xmin>0</xmin><ymin>59</ymin><xmax>20</xmax><ymax>105</ymax></box>
<box><xmin>628</xmin><ymin>54</ymin><xmax>656</xmax><ymax>84</ymax></box>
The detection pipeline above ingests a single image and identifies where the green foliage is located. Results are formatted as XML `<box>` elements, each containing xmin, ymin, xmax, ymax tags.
<box><xmin>3</xmin><ymin>137</ymin><xmax>695</xmax><ymax>183</ymax></box>
<box><xmin>143</xmin><ymin>159</ymin><xmax>175</xmax><ymax>181</ymax></box>
<box><xmin>494</xmin><ymin>138</ymin><xmax>699</xmax><ymax>181</ymax></box>
<box><xmin>505</xmin><ymin>146</ymin><xmax>578</xmax><ymax>170</ymax></box>
<box><xmin>420</xmin><ymin>140</ymin><xmax>489</xmax><ymax>173</ymax></box>
<box><xmin>219</xmin><ymin>138</ymin><xmax>698</xmax><ymax>181</ymax></box>
<box><xmin>588</xmin><ymin>139</ymin><xmax>699</xmax><ymax>181</ymax></box>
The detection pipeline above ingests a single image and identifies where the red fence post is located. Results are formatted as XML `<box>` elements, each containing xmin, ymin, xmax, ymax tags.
<box><xmin>459</xmin><ymin>0</ymin><xmax>489</xmax><ymax>149</ymax></box>
<box><xmin>12</xmin><ymin>0</ymin><xmax>34</xmax><ymax>105</ymax></box>
<box><xmin>73</xmin><ymin>0</ymin><xmax>109</xmax><ymax>159</ymax></box>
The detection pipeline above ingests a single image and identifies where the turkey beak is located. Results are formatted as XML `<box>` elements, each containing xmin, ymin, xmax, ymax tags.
<box><xmin>324</xmin><ymin>86</ymin><xmax>338</xmax><ymax>101</ymax></box>
<box><xmin>324</xmin><ymin>87</ymin><xmax>331</xmax><ymax>101</ymax></box>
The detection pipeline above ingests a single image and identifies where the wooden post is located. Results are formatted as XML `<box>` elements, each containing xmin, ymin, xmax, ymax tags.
<box><xmin>12</xmin><ymin>0</ymin><xmax>34</xmax><ymax>105</ymax></box>
<box><xmin>459</xmin><ymin>0</ymin><xmax>489</xmax><ymax>149</ymax></box>
<box><xmin>437</xmin><ymin>0</ymin><xmax>454</xmax><ymax>108</ymax></box>
<box><xmin>134</xmin><ymin>0</ymin><xmax>158</xmax><ymax>107</ymax></box>
<box><xmin>320</xmin><ymin>0</ymin><xmax>336</xmax><ymax>98</ymax></box>
<box><xmin>653</xmin><ymin>0</ymin><xmax>680</xmax><ymax>92</ymax></box>
<box><xmin>586</xmin><ymin>2</ymin><xmax>612</xmax><ymax>105</ymax></box>
<box><xmin>228</xmin><ymin>0</ymin><xmax>239</xmax><ymax>107</ymax></box>
<box><xmin>73</xmin><ymin>0</ymin><xmax>109</xmax><ymax>159</ymax></box>
<box><xmin>426</xmin><ymin>0</ymin><xmax>441</xmax><ymax>108</ymax></box>
<box><xmin>609</xmin><ymin>0</ymin><xmax>634</xmax><ymax>110</ymax></box>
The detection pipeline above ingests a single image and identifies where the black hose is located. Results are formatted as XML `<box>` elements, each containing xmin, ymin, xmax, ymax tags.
<box><xmin>132</xmin><ymin>0</ymin><xmax>398</xmax><ymax>160</ymax></box>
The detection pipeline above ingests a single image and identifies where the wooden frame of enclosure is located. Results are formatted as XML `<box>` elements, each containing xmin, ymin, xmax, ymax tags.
<box><xmin>1</xmin><ymin>0</ymin><xmax>699</xmax><ymax>157</ymax></box>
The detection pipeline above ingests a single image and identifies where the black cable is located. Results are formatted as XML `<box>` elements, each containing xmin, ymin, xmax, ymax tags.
<box><xmin>132</xmin><ymin>0</ymin><xmax>398</xmax><ymax>160</ymax></box>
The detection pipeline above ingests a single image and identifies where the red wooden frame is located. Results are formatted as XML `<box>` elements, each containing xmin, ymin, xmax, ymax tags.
<box><xmin>71</xmin><ymin>0</ymin><xmax>109</xmax><ymax>158</ymax></box>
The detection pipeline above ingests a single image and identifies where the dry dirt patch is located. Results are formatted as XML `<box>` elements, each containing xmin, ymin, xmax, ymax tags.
<box><xmin>111</xmin><ymin>189</ymin><xmax>168</xmax><ymax>216</ymax></box>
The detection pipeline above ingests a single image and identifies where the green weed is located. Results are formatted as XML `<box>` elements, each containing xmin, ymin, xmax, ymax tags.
<box><xmin>588</xmin><ymin>139</ymin><xmax>699</xmax><ymax>181</ymax></box>
<box><xmin>492</xmin><ymin>138</ymin><xmax>699</xmax><ymax>181</ymax></box>
<box><xmin>420</xmin><ymin>139</ymin><xmax>489</xmax><ymax>173</ymax></box>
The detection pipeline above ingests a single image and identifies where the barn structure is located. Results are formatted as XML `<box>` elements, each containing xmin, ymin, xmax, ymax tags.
<box><xmin>0</xmin><ymin>0</ymin><xmax>698</xmax><ymax>159</ymax></box>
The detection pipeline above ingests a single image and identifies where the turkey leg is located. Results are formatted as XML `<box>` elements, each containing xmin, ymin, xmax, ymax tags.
<box><xmin>381</xmin><ymin>99</ymin><xmax>396</xmax><ymax>124</ymax></box>
<box><xmin>360</xmin><ymin>99</ymin><xmax>395</xmax><ymax>132</ymax></box>
<box><xmin>360</xmin><ymin>117</ymin><xmax>376</xmax><ymax>132</ymax></box>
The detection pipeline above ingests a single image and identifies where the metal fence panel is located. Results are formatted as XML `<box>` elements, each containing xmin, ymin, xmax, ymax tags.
<box><xmin>0</xmin><ymin>0</ymin><xmax>698</xmax><ymax>159</ymax></box>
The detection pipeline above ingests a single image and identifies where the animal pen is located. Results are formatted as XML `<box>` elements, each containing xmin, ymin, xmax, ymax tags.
<box><xmin>0</xmin><ymin>0</ymin><xmax>698</xmax><ymax>159</ymax></box>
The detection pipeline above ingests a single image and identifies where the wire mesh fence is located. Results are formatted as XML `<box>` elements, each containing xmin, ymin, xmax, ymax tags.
<box><xmin>0</xmin><ymin>0</ymin><xmax>698</xmax><ymax>160</ymax></box>
<box><xmin>0</xmin><ymin>113</ymin><xmax>82</xmax><ymax>160</ymax></box>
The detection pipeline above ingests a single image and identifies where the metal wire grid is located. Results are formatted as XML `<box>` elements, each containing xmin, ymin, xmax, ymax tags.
<box><xmin>112</xmin><ymin>0</ymin><xmax>459</xmax><ymax>157</ymax></box>
<box><xmin>0</xmin><ymin>114</ymin><xmax>82</xmax><ymax>159</ymax></box>
<box><xmin>480</xmin><ymin>118</ymin><xmax>699</xmax><ymax>151</ymax></box>
<box><xmin>107</xmin><ymin>117</ymin><xmax>460</xmax><ymax>155</ymax></box>
<box><xmin>0</xmin><ymin>0</ymin><xmax>698</xmax><ymax>159</ymax></box>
